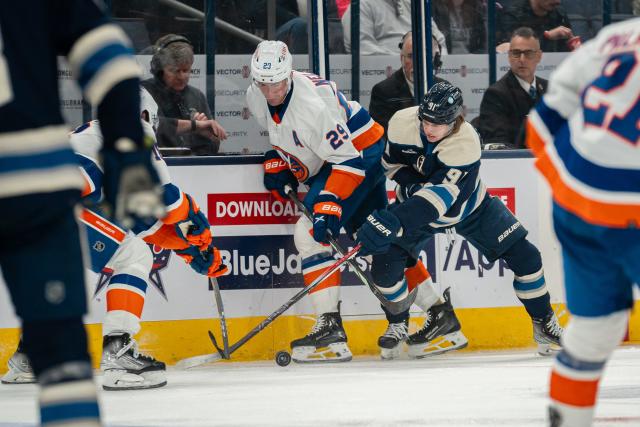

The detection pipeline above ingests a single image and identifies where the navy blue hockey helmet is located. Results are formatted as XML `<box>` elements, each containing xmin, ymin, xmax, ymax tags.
<box><xmin>418</xmin><ymin>82</ymin><xmax>463</xmax><ymax>125</ymax></box>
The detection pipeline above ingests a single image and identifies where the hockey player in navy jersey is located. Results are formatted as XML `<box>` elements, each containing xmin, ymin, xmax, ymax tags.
<box><xmin>527</xmin><ymin>18</ymin><xmax>640</xmax><ymax>427</ymax></box>
<box><xmin>247</xmin><ymin>40</ymin><xmax>443</xmax><ymax>363</ymax></box>
<box><xmin>0</xmin><ymin>2</ymin><xmax>164</xmax><ymax>425</ymax></box>
<box><xmin>2</xmin><ymin>89</ymin><xmax>228</xmax><ymax>390</ymax></box>
<box><xmin>356</xmin><ymin>82</ymin><xmax>563</xmax><ymax>359</ymax></box>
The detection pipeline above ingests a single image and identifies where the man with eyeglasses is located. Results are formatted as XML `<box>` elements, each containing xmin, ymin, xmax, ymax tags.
<box><xmin>477</xmin><ymin>27</ymin><xmax>547</xmax><ymax>149</ymax></box>
<box><xmin>369</xmin><ymin>32</ymin><xmax>447</xmax><ymax>136</ymax></box>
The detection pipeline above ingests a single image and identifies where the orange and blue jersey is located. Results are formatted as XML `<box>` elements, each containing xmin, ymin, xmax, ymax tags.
<box><xmin>247</xmin><ymin>70</ymin><xmax>384</xmax><ymax>201</ymax></box>
<box><xmin>70</xmin><ymin>120</ymin><xmax>193</xmax><ymax>249</ymax></box>
<box><xmin>526</xmin><ymin>18</ymin><xmax>640</xmax><ymax>229</ymax></box>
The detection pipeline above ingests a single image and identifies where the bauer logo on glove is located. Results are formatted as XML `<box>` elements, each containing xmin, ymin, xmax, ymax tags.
<box><xmin>312</xmin><ymin>193</ymin><xmax>343</xmax><ymax>243</ymax></box>
<box><xmin>264</xmin><ymin>159</ymin><xmax>288</xmax><ymax>172</ymax></box>
<box><xmin>356</xmin><ymin>210</ymin><xmax>402</xmax><ymax>256</ymax></box>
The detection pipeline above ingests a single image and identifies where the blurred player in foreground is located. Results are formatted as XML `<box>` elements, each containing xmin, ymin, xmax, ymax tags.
<box><xmin>527</xmin><ymin>18</ymin><xmax>640</xmax><ymax>427</ymax></box>
<box><xmin>3</xmin><ymin>89</ymin><xmax>228</xmax><ymax>391</ymax></box>
<box><xmin>0</xmin><ymin>1</ymin><xmax>165</xmax><ymax>425</ymax></box>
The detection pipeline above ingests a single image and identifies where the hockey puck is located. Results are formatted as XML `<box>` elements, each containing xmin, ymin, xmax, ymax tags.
<box><xmin>275</xmin><ymin>351</ymin><xmax>291</xmax><ymax>367</ymax></box>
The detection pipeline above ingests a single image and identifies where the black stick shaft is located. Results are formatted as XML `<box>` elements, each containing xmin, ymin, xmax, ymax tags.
<box><xmin>287</xmin><ymin>190</ymin><xmax>415</xmax><ymax>314</ymax></box>
<box><xmin>210</xmin><ymin>277</ymin><xmax>230</xmax><ymax>358</ymax></box>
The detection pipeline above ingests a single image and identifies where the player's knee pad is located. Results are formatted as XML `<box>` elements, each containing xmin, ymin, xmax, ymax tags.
<box><xmin>104</xmin><ymin>234</ymin><xmax>152</xmax><ymax>323</ymax></box>
<box><xmin>294</xmin><ymin>216</ymin><xmax>341</xmax><ymax>313</ymax></box>
<box><xmin>293</xmin><ymin>216</ymin><xmax>328</xmax><ymax>258</ymax></box>
<box><xmin>370</xmin><ymin>246</ymin><xmax>408</xmax><ymax>287</ymax></box>
<box><xmin>21</xmin><ymin>317</ymin><xmax>91</xmax><ymax>377</ymax></box>
<box><xmin>501</xmin><ymin>238</ymin><xmax>542</xmax><ymax>276</ymax></box>
<box><xmin>563</xmin><ymin>310</ymin><xmax>629</xmax><ymax>361</ymax></box>
<box><xmin>108</xmin><ymin>233</ymin><xmax>153</xmax><ymax>277</ymax></box>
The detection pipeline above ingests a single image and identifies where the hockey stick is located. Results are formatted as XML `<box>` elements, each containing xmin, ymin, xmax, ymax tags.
<box><xmin>207</xmin><ymin>277</ymin><xmax>230</xmax><ymax>359</ymax></box>
<box><xmin>286</xmin><ymin>188</ymin><xmax>416</xmax><ymax>315</ymax></box>
<box><xmin>175</xmin><ymin>244</ymin><xmax>362</xmax><ymax>369</ymax></box>
<box><xmin>177</xmin><ymin>222</ymin><xmax>231</xmax><ymax>360</ymax></box>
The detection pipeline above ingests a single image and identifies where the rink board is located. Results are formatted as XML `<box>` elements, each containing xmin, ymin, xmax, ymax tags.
<box><xmin>1</xmin><ymin>156</ymin><xmax>638</xmax><ymax>370</ymax></box>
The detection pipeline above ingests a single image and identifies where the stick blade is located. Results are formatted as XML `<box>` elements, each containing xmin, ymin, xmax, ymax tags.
<box><xmin>174</xmin><ymin>353</ymin><xmax>223</xmax><ymax>369</ymax></box>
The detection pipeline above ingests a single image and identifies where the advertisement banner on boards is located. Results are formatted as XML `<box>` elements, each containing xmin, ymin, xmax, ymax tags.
<box><xmin>0</xmin><ymin>157</ymin><xmax>552</xmax><ymax>329</ymax></box>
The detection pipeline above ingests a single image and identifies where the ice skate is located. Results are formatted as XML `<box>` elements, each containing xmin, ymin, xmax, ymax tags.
<box><xmin>100</xmin><ymin>333</ymin><xmax>167</xmax><ymax>390</ymax></box>
<box><xmin>378</xmin><ymin>319</ymin><xmax>409</xmax><ymax>360</ymax></box>
<box><xmin>1</xmin><ymin>343</ymin><xmax>36</xmax><ymax>384</ymax></box>
<box><xmin>291</xmin><ymin>312</ymin><xmax>352</xmax><ymax>363</ymax></box>
<box><xmin>533</xmin><ymin>312</ymin><xmax>563</xmax><ymax>356</ymax></box>
<box><xmin>407</xmin><ymin>288</ymin><xmax>468</xmax><ymax>358</ymax></box>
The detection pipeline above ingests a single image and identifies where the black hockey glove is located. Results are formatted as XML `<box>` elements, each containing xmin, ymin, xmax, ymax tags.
<box><xmin>312</xmin><ymin>193</ymin><xmax>342</xmax><ymax>243</ymax></box>
<box><xmin>263</xmin><ymin>150</ymin><xmax>298</xmax><ymax>201</ymax></box>
<box><xmin>355</xmin><ymin>209</ymin><xmax>402</xmax><ymax>256</ymax></box>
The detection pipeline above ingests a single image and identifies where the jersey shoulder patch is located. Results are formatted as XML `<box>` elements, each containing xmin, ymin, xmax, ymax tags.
<box><xmin>388</xmin><ymin>106</ymin><xmax>421</xmax><ymax>147</ymax></box>
<box><xmin>434</xmin><ymin>122</ymin><xmax>481</xmax><ymax>167</ymax></box>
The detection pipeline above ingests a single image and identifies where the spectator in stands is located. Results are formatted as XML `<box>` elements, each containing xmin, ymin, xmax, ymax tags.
<box><xmin>497</xmin><ymin>0</ymin><xmax>575</xmax><ymax>52</ymax></box>
<box><xmin>369</xmin><ymin>32</ymin><xmax>447</xmax><ymax>134</ymax></box>
<box><xmin>634</xmin><ymin>0</ymin><xmax>640</xmax><ymax>15</ymax></box>
<box><xmin>433</xmin><ymin>0</ymin><xmax>487</xmax><ymax>53</ymax></box>
<box><xmin>561</xmin><ymin>0</ymin><xmax>601</xmax><ymax>42</ymax></box>
<box><xmin>141</xmin><ymin>34</ymin><xmax>227</xmax><ymax>155</ymax></box>
<box><xmin>477</xmin><ymin>27</ymin><xmax>547</xmax><ymax>149</ymax></box>
<box><xmin>341</xmin><ymin>0</ymin><xmax>448</xmax><ymax>55</ymax></box>
<box><xmin>276</xmin><ymin>0</ymin><xmax>346</xmax><ymax>53</ymax></box>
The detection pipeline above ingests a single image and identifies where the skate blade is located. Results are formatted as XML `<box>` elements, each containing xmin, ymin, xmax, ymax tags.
<box><xmin>102</xmin><ymin>369</ymin><xmax>167</xmax><ymax>391</ymax></box>
<box><xmin>292</xmin><ymin>343</ymin><xmax>353</xmax><ymax>363</ymax></box>
<box><xmin>1</xmin><ymin>371</ymin><xmax>36</xmax><ymax>384</ymax></box>
<box><xmin>537</xmin><ymin>343</ymin><xmax>561</xmax><ymax>357</ymax></box>
<box><xmin>408</xmin><ymin>331</ymin><xmax>469</xmax><ymax>359</ymax></box>
<box><xmin>380</xmin><ymin>345</ymin><xmax>402</xmax><ymax>360</ymax></box>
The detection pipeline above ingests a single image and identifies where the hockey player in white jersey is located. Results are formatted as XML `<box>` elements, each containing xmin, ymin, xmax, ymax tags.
<box><xmin>3</xmin><ymin>89</ymin><xmax>228</xmax><ymax>390</ymax></box>
<box><xmin>527</xmin><ymin>18</ymin><xmax>640</xmax><ymax>427</ymax></box>
<box><xmin>356</xmin><ymin>82</ymin><xmax>564</xmax><ymax>359</ymax></box>
<box><xmin>247</xmin><ymin>40</ymin><xmax>439</xmax><ymax>363</ymax></box>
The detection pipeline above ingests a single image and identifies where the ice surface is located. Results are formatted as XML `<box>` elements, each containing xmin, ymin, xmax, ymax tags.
<box><xmin>1</xmin><ymin>347</ymin><xmax>640</xmax><ymax>426</ymax></box>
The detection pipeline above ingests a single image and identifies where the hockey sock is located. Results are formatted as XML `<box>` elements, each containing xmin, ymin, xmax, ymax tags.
<box><xmin>548</xmin><ymin>311</ymin><xmax>628</xmax><ymax>426</ymax></box>
<box><xmin>549</xmin><ymin>349</ymin><xmax>602</xmax><ymax>426</ymax></box>
<box><xmin>513</xmin><ymin>268</ymin><xmax>552</xmax><ymax>319</ymax></box>
<box><xmin>502</xmin><ymin>239</ymin><xmax>552</xmax><ymax>319</ymax></box>
<box><xmin>106</xmin><ymin>273</ymin><xmax>147</xmax><ymax>318</ymax></box>
<box><xmin>302</xmin><ymin>253</ymin><xmax>341</xmax><ymax>294</ymax></box>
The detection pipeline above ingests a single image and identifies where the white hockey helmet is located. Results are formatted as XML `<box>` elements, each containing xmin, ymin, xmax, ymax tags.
<box><xmin>251</xmin><ymin>40</ymin><xmax>292</xmax><ymax>84</ymax></box>
<box><xmin>140</xmin><ymin>87</ymin><xmax>159</xmax><ymax>131</ymax></box>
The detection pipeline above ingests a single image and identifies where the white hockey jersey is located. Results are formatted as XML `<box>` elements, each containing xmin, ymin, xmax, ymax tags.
<box><xmin>246</xmin><ymin>71</ymin><xmax>384</xmax><ymax>199</ymax></box>
<box><xmin>70</xmin><ymin>120</ymin><xmax>194</xmax><ymax>248</ymax></box>
<box><xmin>527</xmin><ymin>18</ymin><xmax>640</xmax><ymax>228</ymax></box>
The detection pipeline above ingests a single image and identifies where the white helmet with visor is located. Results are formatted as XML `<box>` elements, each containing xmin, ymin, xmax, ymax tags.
<box><xmin>251</xmin><ymin>40</ymin><xmax>292</xmax><ymax>84</ymax></box>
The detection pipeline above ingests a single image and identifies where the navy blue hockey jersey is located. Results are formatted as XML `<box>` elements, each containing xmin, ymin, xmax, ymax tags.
<box><xmin>0</xmin><ymin>1</ymin><xmax>141</xmax><ymax>198</ymax></box>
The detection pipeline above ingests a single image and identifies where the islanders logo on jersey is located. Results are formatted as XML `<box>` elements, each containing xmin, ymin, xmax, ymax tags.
<box><xmin>275</xmin><ymin>146</ymin><xmax>309</xmax><ymax>182</ymax></box>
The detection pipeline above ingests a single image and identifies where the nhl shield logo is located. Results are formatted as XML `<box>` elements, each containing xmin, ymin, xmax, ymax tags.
<box><xmin>94</xmin><ymin>244</ymin><xmax>172</xmax><ymax>300</ymax></box>
<box><xmin>242</xmin><ymin>65</ymin><xmax>250</xmax><ymax>78</ymax></box>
